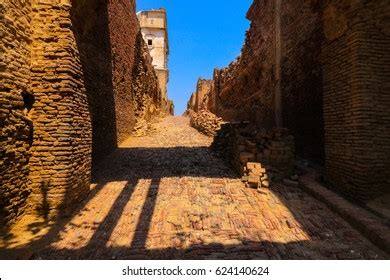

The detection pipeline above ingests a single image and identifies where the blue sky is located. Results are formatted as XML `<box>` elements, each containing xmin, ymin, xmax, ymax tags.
<box><xmin>137</xmin><ymin>0</ymin><xmax>252</xmax><ymax>115</ymax></box>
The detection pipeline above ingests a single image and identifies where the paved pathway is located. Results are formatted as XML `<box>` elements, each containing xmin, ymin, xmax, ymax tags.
<box><xmin>3</xmin><ymin>117</ymin><xmax>388</xmax><ymax>259</ymax></box>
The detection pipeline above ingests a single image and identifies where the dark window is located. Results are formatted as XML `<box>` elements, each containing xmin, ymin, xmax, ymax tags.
<box><xmin>148</xmin><ymin>39</ymin><xmax>153</xmax><ymax>46</ymax></box>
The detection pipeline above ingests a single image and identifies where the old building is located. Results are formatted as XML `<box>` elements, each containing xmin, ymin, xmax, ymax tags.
<box><xmin>137</xmin><ymin>9</ymin><xmax>170</xmax><ymax>103</ymax></box>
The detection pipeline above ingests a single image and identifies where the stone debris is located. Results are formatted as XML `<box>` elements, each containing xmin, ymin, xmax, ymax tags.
<box><xmin>187</xmin><ymin>109</ymin><xmax>225</xmax><ymax>137</ymax></box>
<box><xmin>131</xmin><ymin>119</ymin><xmax>157</xmax><ymax>137</ymax></box>
<box><xmin>212</xmin><ymin>121</ymin><xmax>295</xmax><ymax>189</ymax></box>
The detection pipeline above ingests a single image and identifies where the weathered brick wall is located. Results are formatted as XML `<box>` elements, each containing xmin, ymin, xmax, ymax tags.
<box><xmin>194</xmin><ymin>79</ymin><xmax>213</xmax><ymax>112</ymax></box>
<box><xmin>0</xmin><ymin>0</ymin><xmax>33</xmax><ymax>227</ymax></box>
<box><xmin>131</xmin><ymin>30</ymin><xmax>164</xmax><ymax>126</ymax></box>
<box><xmin>322</xmin><ymin>0</ymin><xmax>390</xmax><ymax>201</ymax></box>
<box><xmin>71</xmin><ymin>0</ymin><xmax>116</xmax><ymax>164</ymax></box>
<box><xmin>109</xmin><ymin>0</ymin><xmax>162</xmax><ymax>144</ymax></box>
<box><xmin>1</xmin><ymin>0</ymin><xmax>166</xmax><ymax>227</ymax></box>
<box><xmin>192</xmin><ymin>0</ymin><xmax>324</xmax><ymax>162</ymax></box>
<box><xmin>27</xmin><ymin>0</ymin><xmax>92</xmax><ymax>219</ymax></box>
<box><xmin>210</xmin><ymin>0</ymin><xmax>275</xmax><ymax>127</ymax></box>
<box><xmin>71</xmin><ymin>0</ymin><xmax>163</xmax><ymax>162</ymax></box>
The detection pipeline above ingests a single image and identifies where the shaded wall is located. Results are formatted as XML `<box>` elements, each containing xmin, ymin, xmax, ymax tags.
<box><xmin>281</xmin><ymin>0</ymin><xmax>324</xmax><ymax>162</ymax></box>
<box><xmin>322</xmin><ymin>0</ymin><xmax>390</xmax><ymax>200</ymax></box>
<box><xmin>71</xmin><ymin>0</ymin><xmax>116</xmax><ymax>164</ymax></box>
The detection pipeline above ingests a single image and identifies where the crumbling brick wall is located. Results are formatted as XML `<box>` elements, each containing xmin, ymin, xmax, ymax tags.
<box><xmin>0</xmin><ymin>0</ymin><xmax>33</xmax><ymax>227</ymax></box>
<box><xmin>108</xmin><ymin>0</ymin><xmax>162</xmax><ymax>144</ymax></box>
<box><xmin>188</xmin><ymin>0</ymin><xmax>389</xmax><ymax>201</ymax></box>
<box><xmin>190</xmin><ymin>0</ymin><xmax>324</xmax><ymax>162</ymax></box>
<box><xmin>194</xmin><ymin>79</ymin><xmax>213</xmax><ymax>112</ymax></box>
<box><xmin>71</xmin><ymin>0</ymin><xmax>163</xmax><ymax>163</ymax></box>
<box><xmin>27</xmin><ymin>0</ymin><xmax>92</xmax><ymax>219</ymax></box>
<box><xmin>1</xmin><ymin>0</ymin><xmax>165</xmax><ymax>227</ymax></box>
<box><xmin>211</xmin><ymin>0</ymin><xmax>276</xmax><ymax>127</ymax></box>
<box><xmin>322</xmin><ymin>0</ymin><xmax>390</xmax><ymax>200</ymax></box>
<box><xmin>131</xmin><ymin>31</ymin><xmax>164</xmax><ymax>127</ymax></box>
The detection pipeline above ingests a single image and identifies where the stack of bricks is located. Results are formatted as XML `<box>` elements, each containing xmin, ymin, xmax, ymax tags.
<box><xmin>242</xmin><ymin>162</ymin><xmax>269</xmax><ymax>189</ymax></box>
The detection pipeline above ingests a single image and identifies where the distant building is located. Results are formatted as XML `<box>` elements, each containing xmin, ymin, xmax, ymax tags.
<box><xmin>137</xmin><ymin>9</ymin><xmax>169</xmax><ymax>102</ymax></box>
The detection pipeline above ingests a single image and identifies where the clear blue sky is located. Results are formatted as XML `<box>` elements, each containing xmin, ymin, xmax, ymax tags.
<box><xmin>137</xmin><ymin>0</ymin><xmax>252</xmax><ymax>115</ymax></box>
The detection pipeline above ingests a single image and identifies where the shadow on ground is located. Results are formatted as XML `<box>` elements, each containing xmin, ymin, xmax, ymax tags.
<box><xmin>0</xmin><ymin>146</ymin><xmax>387</xmax><ymax>260</ymax></box>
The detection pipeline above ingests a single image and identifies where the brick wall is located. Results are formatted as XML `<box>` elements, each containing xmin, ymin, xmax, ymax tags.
<box><xmin>194</xmin><ymin>79</ymin><xmax>213</xmax><ymax>112</ymax></box>
<box><xmin>189</xmin><ymin>0</ymin><xmax>324</xmax><ymax>162</ymax></box>
<box><xmin>281</xmin><ymin>0</ymin><xmax>324</xmax><ymax>162</ymax></box>
<box><xmin>27</xmin><ymin>0</ymin><xmax>92</xmax><ymax>219</ymax></box>
<box><xmin>322</xmin><ymin>0</ymin><xmax>390</xmax><ymax>200</ymax></box>
<box><xmin>0</xmin><ymin>0</ymin><xmax>33</xmax><ymax>227</ymax></box>
<box><xmin>1</xmin><ymin>0</ymin><xmax>166</xmax><ymax>227</ymax></box>
<box><xmin>109</xmin><ymin>0</ymin><xmax>162</xmax><ymax>144</ymax></box>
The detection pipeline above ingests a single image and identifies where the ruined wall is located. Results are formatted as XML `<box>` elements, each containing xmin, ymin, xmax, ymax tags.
<box><xmin>322</xmin><ymin>0</ymin><xmax>390</xmax><ymax>201</ymax></box>
<box><xmin>187</xmin><ymin>0</ymin><xmax>390</xmax><ymax>201</ymax></box>
<box><xmin>131</xmin><ymin>31</ymin><xmax>164</xmax><ymax>126</ymax></box>
<box><xmin>212</xmin><ymin>0</ymin><xmax>275</xmax><ymax>127</ymax></box>
<box><xmin>190</xmin><ymin>0</ymin><xmax>324</xmax><ymax>162</ymax></box>
<box><xmin>108</xmin><ymin>0</ymin><xmax>162</xmax><ymax>144</ymax></box>
<box><xmin>0</xmin><ymin>0</ymin><xmax>33</xmax><ymax>227</ymax></box>
<box><xmin>27</xmin><ymin>0</ymin><xmax>92</xmax><ymax>219</ymax></box>
<box><xmin>1</xmin><ymin>0</ymin><xmax>166</xmax><ymax>227</ymax></box>
<box><xmin>193</xmin><ymin>79</ymin><xmax>213</xmax><ymax>112</ymax></box>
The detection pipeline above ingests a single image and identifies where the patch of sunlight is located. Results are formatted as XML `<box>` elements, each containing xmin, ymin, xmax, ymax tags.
<box><xmin>0</xmin><ymin>214</ymin><xmax>52</xmax><ymax>249</ymax></box>
<box><xmin>105</xmin><ymin>179</ymin><xmax>152</xmax><ymax>248</ymax></box>
<box><xmin>105</xmin><ymin>177</ymin><xmax>310</xmax><ymax>252</ymax></box>
<box><xmin>50</xmin><ymin>181</ymin><xmax>129</xmax><ymax>250</ymax></box>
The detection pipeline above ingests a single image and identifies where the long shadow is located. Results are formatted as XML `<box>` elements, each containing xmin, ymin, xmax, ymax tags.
<box><xmin>71</xmin><ymin>0</ymin><xmax>117</xmax><ymax>168</ymax></box>
<box><xmin>0</xmin><ymin>145</ymin><xmax>388</xmax><ymax>259</ymax></box>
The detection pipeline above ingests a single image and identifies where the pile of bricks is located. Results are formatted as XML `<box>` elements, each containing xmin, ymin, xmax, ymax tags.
<box><xmin>242</xmin><ymin>162</ymin><xmax>270</xmax><ymax>189</ymax></box>
<box><xmin>212</xmin><ymin>121</ymin><xmax>296</xmax><ymax>189</ymax></box>
<box><xmin>188</xmin><ymin>109</ymin><xmax>225</xmax><ymax>137</ymax></box>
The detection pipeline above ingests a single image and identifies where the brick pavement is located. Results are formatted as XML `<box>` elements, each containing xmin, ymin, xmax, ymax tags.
<box><xmin>1</xmin><ymin>117</ymin><xmax>388</xmax><ymax>259</ymax></box>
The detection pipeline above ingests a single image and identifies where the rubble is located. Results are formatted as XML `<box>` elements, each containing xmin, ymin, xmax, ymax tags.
<box><xmin>187</xmin><ymin>109</ymin><xmax>225</xmax><ymax>137</ymax></box>
<box><xmin>211</xmin><ymin>121</ymin><xmax>296</xmax><ymax>190</ymax></box>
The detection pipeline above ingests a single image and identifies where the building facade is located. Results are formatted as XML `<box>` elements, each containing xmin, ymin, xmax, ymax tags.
<box><xmin>137</xmin><ymin>9</ymin><xmax>169</xmax><ymax>102</ymax></box>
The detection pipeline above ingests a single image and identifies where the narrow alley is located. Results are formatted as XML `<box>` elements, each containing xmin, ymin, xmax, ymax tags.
<box><xmin>2</xmin><ymin>117</ymin><xmax>386</xmax><ymax>259</ymax></box>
